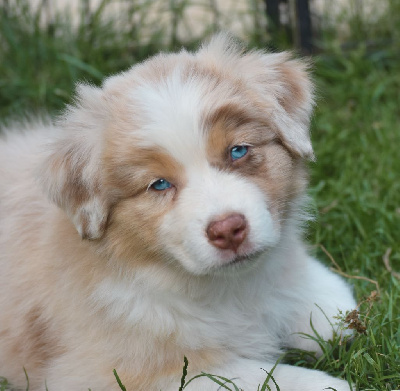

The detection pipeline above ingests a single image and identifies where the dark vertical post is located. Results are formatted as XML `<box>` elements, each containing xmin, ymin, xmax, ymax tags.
<box><xmin>2</xmin><ymin>0</ymin><xmax>9</xmax><ymax>16</ymax></box>
<box><xmin>296</xmin><ymin>0</ymin><xmax>313</xmax><ymax>54</ymax></box>
<box><xmin>265</xmin><ymin>0</ymin><xmax>280</xmax><ymax>30</ymax></box>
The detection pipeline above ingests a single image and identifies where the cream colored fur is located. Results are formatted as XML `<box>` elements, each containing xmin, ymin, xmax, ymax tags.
<box><xmin>0</xmin><ymin>35</ymin><xmax>356</xmax><ymax>390</ymax></box>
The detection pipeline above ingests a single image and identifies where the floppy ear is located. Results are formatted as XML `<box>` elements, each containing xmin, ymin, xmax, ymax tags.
<box><xmin>40</xmin><ymin>84</ymin><xmax>110</xmax><ymax>240</ymax></box>
<box><xmin>198</xmin><ymin>34</ymin><xmax>315</xmax><ymax>160</ymax></box>
<box><xmin>260</xmin><ymin>52</ymin><xmax>315</xmax><ymax>160</ymax></box>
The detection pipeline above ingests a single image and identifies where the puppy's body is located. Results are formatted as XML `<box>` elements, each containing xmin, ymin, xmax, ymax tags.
<box><xmin>0</xmin><ymin>36</ymin><xmax>356</xmax><ymax>390</ymax></box>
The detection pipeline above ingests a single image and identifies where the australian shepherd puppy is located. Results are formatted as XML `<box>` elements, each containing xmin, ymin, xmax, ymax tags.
<box><xmin>0</xmin><ymin>34</ymin><xmax>356</xmax><ymax>390</ymax></box>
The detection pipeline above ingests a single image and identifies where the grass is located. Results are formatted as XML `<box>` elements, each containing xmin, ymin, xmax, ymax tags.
<box><xmin>302</xmin><ymin>44</ymin><xmax>400</xmax><ymax>390</ymax></box>
<box><xmin>0</xmin><ymin>0</ymin><xmax>399</xmax><ymax>390</ymax></box>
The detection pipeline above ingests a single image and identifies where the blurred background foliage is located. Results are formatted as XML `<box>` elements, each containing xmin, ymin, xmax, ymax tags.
<box><xmin>1</xmin><ymin>0</ymin><xmax>399</xmax><ymax>116</ymax></box>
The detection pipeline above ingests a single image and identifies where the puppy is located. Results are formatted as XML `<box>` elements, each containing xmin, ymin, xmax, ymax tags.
<box><xmin>0</xmin><ymin>34</ymin><xmax>356</xmax><ymax>391</ymax></box>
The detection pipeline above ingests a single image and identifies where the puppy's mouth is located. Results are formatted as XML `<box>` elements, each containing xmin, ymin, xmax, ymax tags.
<box><xmin>223</xmin><ymin>249</ymin><xmax>266</xmax><ymax>268</ymax></box>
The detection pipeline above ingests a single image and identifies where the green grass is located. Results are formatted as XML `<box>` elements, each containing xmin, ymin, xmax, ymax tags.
<box><xmin>1</xmin><ymin>0</ymin><xmax>399</xmax><ymax>390</ymax></box>
<box><xmin>302</xmin><ymin>45</ymin><xmax>400</xmax><ymax>390</ymax></box>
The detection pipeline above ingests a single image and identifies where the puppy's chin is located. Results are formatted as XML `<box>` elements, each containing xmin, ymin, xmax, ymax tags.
<box><xmin>217</xmin><ymin>248</ymin><xmax>268</xmax><ymax>271</ymax></box>
<box><xmin>169</xmin><ymin>244</ymin><xmax>272</xmax><ymax>276</ymax></box>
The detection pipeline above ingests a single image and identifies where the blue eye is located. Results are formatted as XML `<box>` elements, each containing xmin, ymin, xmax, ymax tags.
<box><xmin>230</xmin><ymin>145</ymin><xmax>248</xmax><ymax>161</ymax></box>
<box><xmin>150</xmin><ymin>179</ymin><xmax>172</xmax><ymax>191</ymax></box>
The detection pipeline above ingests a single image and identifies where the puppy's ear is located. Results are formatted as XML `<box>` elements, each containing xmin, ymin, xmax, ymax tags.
<box><xmin>40</xmin><ymin>84</ymin><xmax>109</xmax><ymax>240</ymax></box>
<box><xmin>261</xmin><ymin>53</ymin><xmax>315</xmax><ymax>160</ymax></box>
<box><xmin>197</xmin><ymin>35</ymin><xmax>314</xmax><ymax>159</ymax></box>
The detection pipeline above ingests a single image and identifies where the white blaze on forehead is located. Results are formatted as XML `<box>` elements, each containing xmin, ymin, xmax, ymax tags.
<box><xmin>131</xmin><ymin>69</ymin><xmax>207</xmax><ymax>166</ymax></box>
<box><xmin>159</xmin><ymin>165</ymin><xmax>280</xmax><ymax>275</ymax></box>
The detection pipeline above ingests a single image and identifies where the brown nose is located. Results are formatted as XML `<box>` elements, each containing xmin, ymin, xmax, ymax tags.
<box><xmin>206</xmin><ymin>214</ymin><xmax>247</xmax><ymax>252</ymax></box>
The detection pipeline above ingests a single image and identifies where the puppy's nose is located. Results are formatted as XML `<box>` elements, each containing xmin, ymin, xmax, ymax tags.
<box><xmin>206</xmin><ymin>214</ymin><xmax>247</xmax><ymax>252</ymax></box>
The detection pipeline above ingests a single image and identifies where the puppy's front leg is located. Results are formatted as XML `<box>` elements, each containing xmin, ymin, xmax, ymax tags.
<box><xmin>284</xmin><ymin>257</ymin><xmax>356</xmax><ymax>354</ymax></box>
<box><xmin>162</xmin><ymin>358</ymin><xmax>352</xmax><ymax>391</ymax></box>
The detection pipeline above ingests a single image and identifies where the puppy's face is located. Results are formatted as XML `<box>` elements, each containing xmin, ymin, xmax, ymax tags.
<box><xmin>41</xmin><ymin>35</ymin><xmax>314</xmax><ymax>275</ymax></box>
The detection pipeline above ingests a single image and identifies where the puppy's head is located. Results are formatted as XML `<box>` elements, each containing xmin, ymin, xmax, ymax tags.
<box><xmin>41</xmin><ymin>34</ymin><xmax>314</xmax><ymax>275</ymax></box>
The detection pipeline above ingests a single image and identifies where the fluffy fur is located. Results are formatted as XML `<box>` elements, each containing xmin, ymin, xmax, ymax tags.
<box><xmin>0</xmin><ymin>35</ymin><xmax>356</xmax><ymax>390</ymax></box>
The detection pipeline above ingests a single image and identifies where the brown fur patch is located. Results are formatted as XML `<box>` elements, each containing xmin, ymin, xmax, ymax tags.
<box><xmin>204</xmin><ymin>102</ymin><xmax>261</xmax><ymax>133</ymax></box>
<box><xmin>47</xmin><ymin>143</ymin><xmax>90</xmax><ymax>206</ymax></box>
<box><xmin>205</xmin><ymin>101</ymin><xmax>277</xmax><ymax>166</ymax></box>
<box><xmin>101</xmin><ymin>128</ymin><xmax>186</xmax><ymax>266</ymax></box>
<box><xmin>25</xmin><ymin>308</ymin><xmax>53</xmax><ymax>363</ymax></box>
<box><xmin>9</xmin><ymin>307</ymin><xmax>62</xmax><ymax>370</ymax></box>
<box><xmin>44</xmin><ymin>139</ymin><xmax>108</xmax><ymax>239</ymax></box>
<box><xmin>253</xmin><ymin>144</ymin><xmax>308</xmax><ymax>218</ymax></box>
<box><xmin>204</xmin><ymin>102</ymin><xmax>308</xmax><ymax>222</ymax></box>
<box><xmin>104</xmin><ymin>144</ymin><xmax>185</xmax><ymax>199</ymax></box>
<box><xmin>278</xmin><ymin>60</ymin><xmax>312</xmax><ymax>117</ymax></box>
